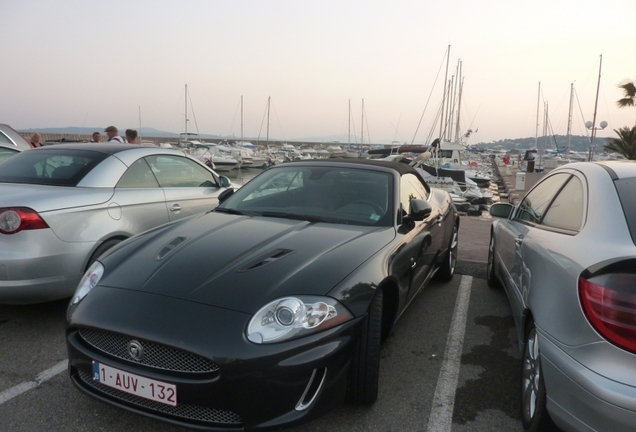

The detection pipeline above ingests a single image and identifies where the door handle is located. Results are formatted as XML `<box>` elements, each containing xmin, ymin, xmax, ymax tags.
<box><xmin>170</xmin><ymin>204</ymin><xmax>182</xmax><ymax>212</ymax></box>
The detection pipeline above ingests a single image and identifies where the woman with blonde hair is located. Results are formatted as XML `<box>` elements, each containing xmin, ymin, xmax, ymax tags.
<box><xmin>30</xmin><ymin>133</ymin><xmax>43</xmax><ymax>147</ymax></box>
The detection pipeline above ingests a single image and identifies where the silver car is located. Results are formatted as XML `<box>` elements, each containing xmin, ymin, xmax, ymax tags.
<box><xmin>488</xmin><ymin>161</ymin><xmax>636</xmax><ymax>432</ymax></box>
<box><xmin>0</xmin><ymin>123</ymin><xmax>32</xmax><ymax>162</ymax></box>
<box><xmin>0</xmin><ymin>143</ymin><xmax>235</xmax><ymax>304</ymax></box>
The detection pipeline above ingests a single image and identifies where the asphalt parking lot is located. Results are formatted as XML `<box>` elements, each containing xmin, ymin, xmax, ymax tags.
<box><xmin>0</xmin><ymin>266</ymin><xmax>544</xmax><ymax>432</ymax></box>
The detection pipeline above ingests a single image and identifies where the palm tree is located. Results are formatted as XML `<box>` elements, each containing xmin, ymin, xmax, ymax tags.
<box><xmin>617</xmin><ymin>79</ymin><xmax>636</xmax><ymax>109</ymax></box>
<box><xmin>604</xmin><ymin>126</ymin><xmax>636</xmax><ymax>160</ymax></box>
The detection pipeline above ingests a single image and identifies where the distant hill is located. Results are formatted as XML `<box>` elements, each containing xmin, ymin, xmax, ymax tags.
<box><xmin>474</xmin><ymin>135</ymin><xmax>606</xmax><ymax>153</ymax></box>
<box><xmin>20</xmin><ymin>127</ymin><xmax>227</xmax><ymax>139</ymax></box>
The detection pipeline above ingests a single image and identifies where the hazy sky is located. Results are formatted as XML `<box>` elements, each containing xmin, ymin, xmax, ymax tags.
<box><xmin>3</xmin><ymin>0</ymin><xmax>636</xmax><ymax>144</ymax></box>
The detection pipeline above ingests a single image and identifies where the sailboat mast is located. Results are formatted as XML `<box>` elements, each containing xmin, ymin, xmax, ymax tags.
<box><xmin>266</xmin><ymin>96</ymin><xmax>270</xmax><ymax>148</ymax></box>
<box><xmin>348</xmin><ymin>99</ymin><xmax>351</xmax><ymax>147</ymax></box>
<box><xmin>535</xmin><ymin>82</ymin><xmax>540</xmax><ymax>150</ymax></box>
<box><xmin>566</xmin><ymin>83</ymin><xmax>574</xmax><ymax>153</ymax></box>
<box><xmin>185</xmin><ymin>84</ymin><xmax>188</xmax><ymax>138</ymax></box>
<box><xmin>138</xmin><ymin>106</ymin><xmax>142</xmax><ymax>142</ymax></box>
<box><xmin>439</xmin><ymin>44</ymin><xmax>451</xmax><ymax>141</ymax></box>
<box><xmin>455</xmin><ymin>76</ymin><xmax>464</xmax><ymax>142</ymax></box>
<box><xmin>361</xmin><ymin>99</ymin><xmax>365</xmax><ymax>145</ymax></box>
<box><xmin>240</xmin><ymin>95</ymin><xmax>244</xmax><ymax>144</ymax></box>
<box><xmin>588</xmin><ymin>54</ymin><xmax>602</xmax><ymax>162</ymax></box>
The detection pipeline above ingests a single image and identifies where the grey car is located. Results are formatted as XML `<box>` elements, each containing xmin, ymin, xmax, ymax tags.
<box><xmin>0</xmin><ymin>143</ymin><xmax>235</xmax><ymax>304</ymax></box>
<box><xmin>0</xmin><ymin>123</ymin><xmax>32</xmax><ymax>162</ymax></box>
<box><xmin>488</xmin><ymin>161</ymin><xmax>636</xmax><ymax>432</ymax></box>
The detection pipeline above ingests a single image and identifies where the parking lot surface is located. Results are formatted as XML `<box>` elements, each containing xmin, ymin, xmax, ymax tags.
<box><xmin>0</xmin><ymin>267</ymin><xmax>545</xmax><ymax>432</ymax></box>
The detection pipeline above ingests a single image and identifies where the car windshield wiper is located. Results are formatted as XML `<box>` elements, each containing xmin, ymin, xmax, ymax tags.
<box><xmin>214</xmin><ymin>207</ymin><xmax>255</xmax><ymax>216</ymax></box>
<box><xmin>259</xmin><ymin>211</ymin><xmax>349</xmax><ymax>224</ymax></box>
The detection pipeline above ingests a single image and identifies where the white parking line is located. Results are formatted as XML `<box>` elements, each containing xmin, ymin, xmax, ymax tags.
<box><xmin>0</xmin><ymin>359</ymin><xmax>67</xmax><ymax>405</ymax></box>
<box><xmin>426</xmin><ymin>275</ymin><xmax>473</xmax><ymax>432</ymax></box>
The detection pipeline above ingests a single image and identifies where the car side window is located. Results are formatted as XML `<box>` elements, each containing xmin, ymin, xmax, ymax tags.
<box><xmin>400</xmin><ymin>173</ymin><xmax>427</xmax><ymax>215</ymax></box>
<box><xmin>116</xmin><ymin>158</ymin><xmax>160</xmax><ymax>188</ymax></box>
<box><xmin>541</xmin><ymin>176</ymin><xmax>584</xmax><ymax>231</ymax></box>
<box><xmin>145</xmin><ymin>155</ymin><xmax>219</xmax><ymax>188</ymax></box>
<box><xmin>515</xmin><ymin>173</ymin><xmax>570</xmax><ymax>224</ymax></box>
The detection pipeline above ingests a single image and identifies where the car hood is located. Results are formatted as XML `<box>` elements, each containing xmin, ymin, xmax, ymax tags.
<box><xmin>0</xmin><ymin>184</ymin><xmax>113</xmax><ymax>212</ymax></box>
<box><xmin>98</xmin><ymin>212</ymin><xmax>396</xmax><ymax>314</ymax></box>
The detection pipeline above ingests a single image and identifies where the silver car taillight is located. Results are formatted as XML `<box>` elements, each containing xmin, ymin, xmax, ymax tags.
<box><xmin>0</xmin><ymin>207</ymin><xmax>49</xmax><ymax>234</ymax></box>
<box><xmin>579</xmin><ymin>272</ymin><xmax>636</xmax><ymax>353</ymax></box>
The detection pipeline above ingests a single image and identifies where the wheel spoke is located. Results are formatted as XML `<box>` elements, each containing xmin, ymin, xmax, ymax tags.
<box><xmin>522</xmin><ymin>379</ymin><xmax>537</xmax><ymax>419</ymax></box>
<box><xmin>522</xmin><ymin>327</ymin><xmax>542</xmax><ymax>423</ymax></box>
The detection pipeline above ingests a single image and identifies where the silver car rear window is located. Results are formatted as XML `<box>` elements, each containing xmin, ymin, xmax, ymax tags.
<box><xmin>0</xmin><ymin>149</ymin><xmax>108</xmax><ymax>186</ymax></box>
<box><xmin>614</xmin><ymin>177</ymin><xmax>636</xmax><ymax>246</ymax></box>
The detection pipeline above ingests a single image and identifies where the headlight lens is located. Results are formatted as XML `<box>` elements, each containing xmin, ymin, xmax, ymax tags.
<box><xmin>71</xmin><ymin>261</ymin><xmax>104</xmax><ymax>305</ymax></box>
<box><xmin>247</xmin><ymin>296</ymin><xmax>353</xmax><ymax>344</ymax></box>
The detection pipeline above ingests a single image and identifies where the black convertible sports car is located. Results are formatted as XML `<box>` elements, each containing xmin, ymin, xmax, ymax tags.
<box><xmin>66</xmin><ymin>159</ymin><xmax>459</xmax><ymax>430</ymax></box>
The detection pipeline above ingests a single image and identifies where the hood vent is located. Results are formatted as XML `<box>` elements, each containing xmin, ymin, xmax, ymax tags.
<box><xmin>240</xmin><ymin>249</ymin><xmax>294</xmax><ymax>272</ymax></box>
<box><xmin>155</xmin><ymin>236</ymin><xmax>189</xmax><ymax>261</ymax></box>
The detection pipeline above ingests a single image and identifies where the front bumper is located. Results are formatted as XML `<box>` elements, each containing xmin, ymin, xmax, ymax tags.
<box><xmin>67</xmin><ymin>287</ymin><xmax>361</xmax><ymax>430</ymax></box>
<box><xmin>540</xmin><ymin>332</ymin><xmax>636</xmax><ymax>432</ymax></box>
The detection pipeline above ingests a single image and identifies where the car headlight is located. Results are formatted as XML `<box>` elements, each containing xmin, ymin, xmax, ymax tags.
<box><xmin>70</xmin><ymin>261</ymin><xmax>104</xmax><ymax>305</ymax></box>
<box><xmin>247</xmin><ymin>296</ymin><xmax>353</xmax><ymax>344</ymax></box>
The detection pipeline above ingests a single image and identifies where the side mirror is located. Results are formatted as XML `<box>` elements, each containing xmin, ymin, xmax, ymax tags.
<box><xmin>218</xmin><ymin>188</ymin><xmax>235</xmax><ymax>203</ymax></box>
<box><xmin>219</xmin><ymin>175</ymin><xmax>232</xmax><ymax>188</ymax></box>
<box><xmin>489</xmin><ymin>202</ymin><xmax>514</xmax><ymax>219</ymax></box>
<box><xmin>403</xmin><ymin>199</ymin><xmax>432</xmax><ymax>223</ymax></box>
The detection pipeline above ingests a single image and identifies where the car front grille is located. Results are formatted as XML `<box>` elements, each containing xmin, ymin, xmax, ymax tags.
<box><xmin>77</xmin><ymin>370</ymin><xmax>242</xmax><ymax>425</ymax></box>
<box><xmin>78</xmin><ymin>328</ymin><xmax>219</xmax><ymax>373</ymax></box>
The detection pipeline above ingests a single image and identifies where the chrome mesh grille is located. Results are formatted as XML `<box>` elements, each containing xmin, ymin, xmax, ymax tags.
<box><xmin>78</xmin><ymin>328</ymin><xmax>219</xmax><ymax>373</ymax></box>
<box><xmin>77</xmin><ymin>370</ymin><xmax>242</xmax><ymax>425</ymax></box>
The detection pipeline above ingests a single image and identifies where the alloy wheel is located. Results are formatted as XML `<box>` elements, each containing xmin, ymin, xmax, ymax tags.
<box><xmin>522</xmin><ymin>327</ymin><xmax>541</xmax><ymax>424</ymax></box>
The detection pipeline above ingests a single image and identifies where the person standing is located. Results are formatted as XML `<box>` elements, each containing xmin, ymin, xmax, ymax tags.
<box><xmin>125</xmin><ymin>129</ymin><xmax>138</xmax><ymax>144</ymax></box>
<box><xmin>90</xmin><ymin>132</ymin><xmax>101</xmax><ymax>143</ymax></box>
<box><xmin>104</xmin><ymin>126</ymin><xmax>124</xmax><ymax>143</ymax></box>
<box><xmin>30</xmin><ymin>133</ymin><xmax>43</xmax><ymax>147</ymax></box>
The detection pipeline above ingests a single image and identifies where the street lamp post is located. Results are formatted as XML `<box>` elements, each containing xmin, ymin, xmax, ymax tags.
<box><xmin>585</xmin><ymin>120</ymin><xmax>608</xmax><ymax>161</ymax></box>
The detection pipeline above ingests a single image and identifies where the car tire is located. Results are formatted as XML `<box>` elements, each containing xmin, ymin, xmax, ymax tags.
<box><xmin>521</xmin><ymin>322</ymin><xmax>556</xmax><ymax>432</ymax></box>
<box><xmin>487</xmin><ymin>233</ymin><xmax>500</xmax><ymax>288</ymax></box>
<box><xmin>435</xmin><ymin>224</ymin><xmax>458</xmax><ymax>281</ymax></box>
<box><xmin>348</xmin><ymin>289</ymin><xmax>383</xmax><ymax>405</ymax></box>
<box><xmin>86</xmin><ymin>239</ymin><xmax>122</xmax><ymax>270</ymax></box>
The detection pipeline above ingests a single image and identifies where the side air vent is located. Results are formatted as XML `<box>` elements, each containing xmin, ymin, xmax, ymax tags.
<box><xmin>240</xmin><ymin>249</ymin><xmax>294</xmax><ymax>272</ymax></box>
<box><xmin>155</xmin><ymin>236</ymin><xmax>189</xmax><ymax>261</ymax></box>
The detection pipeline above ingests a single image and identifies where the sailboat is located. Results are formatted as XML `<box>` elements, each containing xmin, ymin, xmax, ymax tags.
<box><xmin>181</xmin><ymin>85</ymin><xmax>238</xmax><ymax>171</ymax></box>
<box><xmin>414</xmin><ymin>54</ymin><xmax>492</xmax><ymax>189</ymax></box>
<box><xmin>343</xmin><ymin>99</ymin><xmax>368</xmax><ymax>158</ymax></box>
<box><xmin>343</xmin><ymin>99</ymin><xmax>359</xmax><ymax>158</ymax></box>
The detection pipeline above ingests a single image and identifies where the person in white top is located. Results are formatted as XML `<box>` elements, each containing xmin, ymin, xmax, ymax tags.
<box><xmin>105</xmin><ymin>126</ymin><xmax>124</xmax><ymax>143</ymax></box>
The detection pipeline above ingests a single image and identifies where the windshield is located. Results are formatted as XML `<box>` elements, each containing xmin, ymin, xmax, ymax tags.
<box><xmin>0</xmin><ymin>149</ymin><xmax>108</xmax><ymax>186</ymax></box>
<box><xmin>218</xmin><ymin>165</ymin><xmax>393</xmax><ymax>226</ymax></box>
